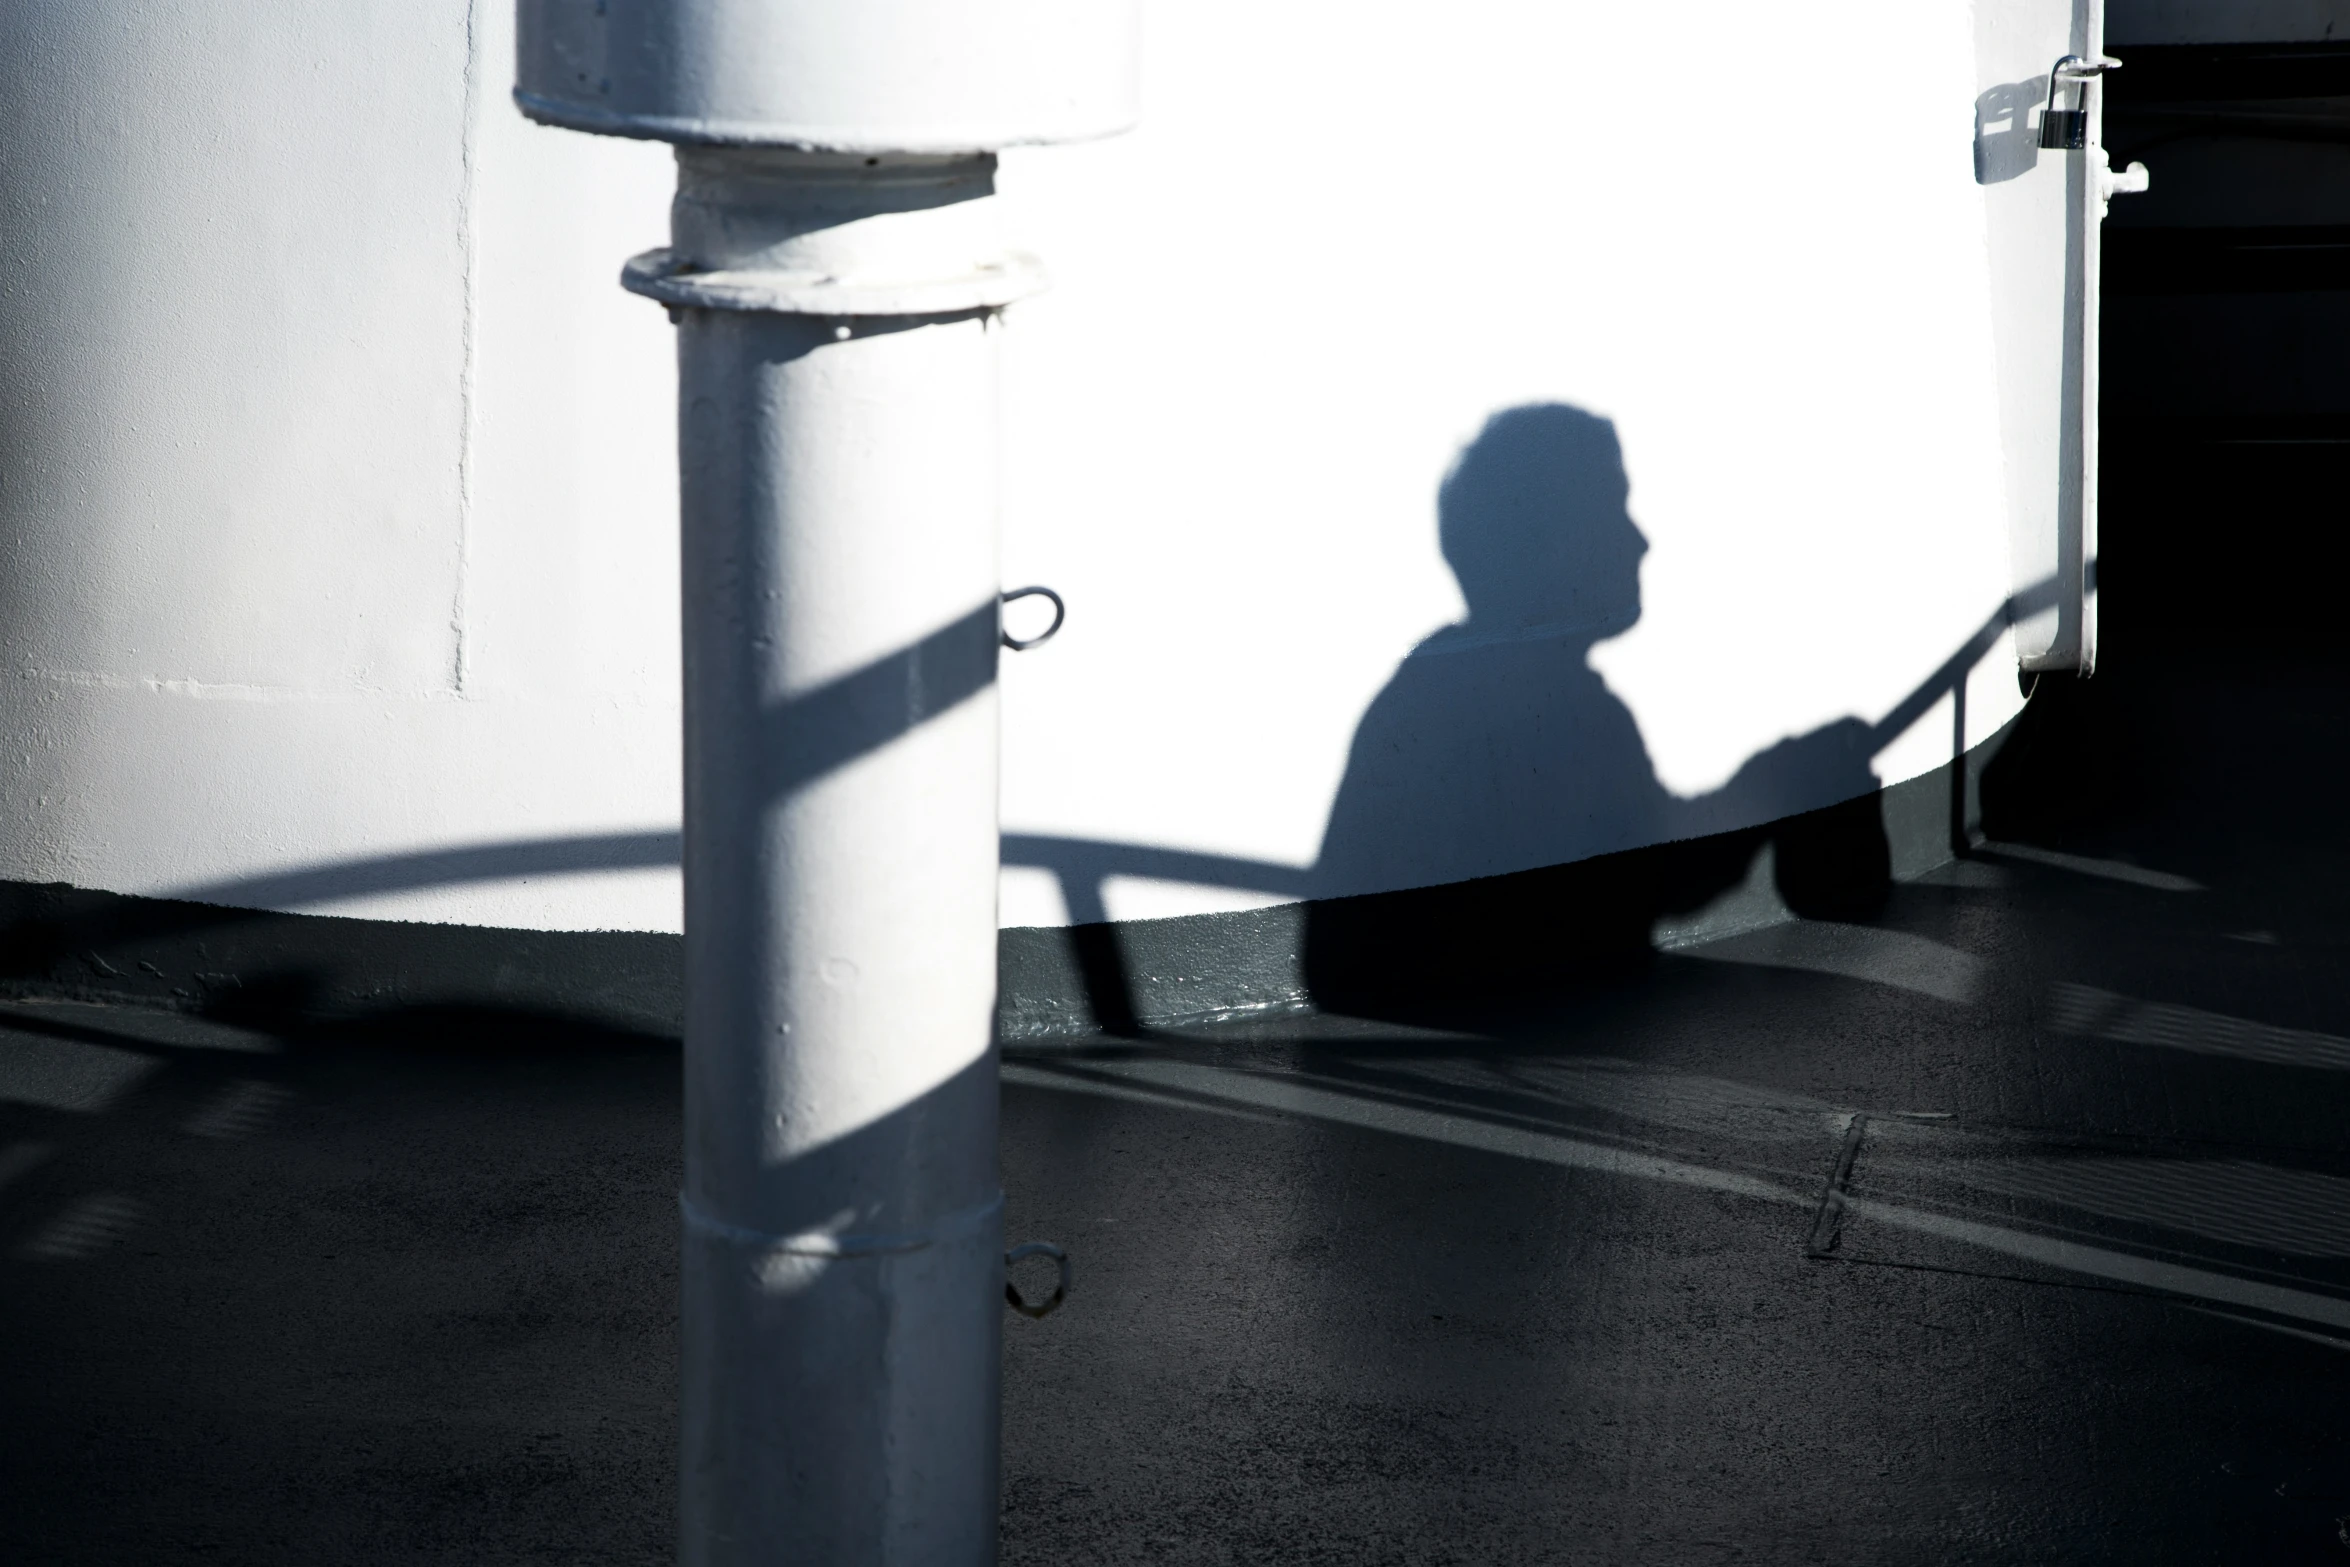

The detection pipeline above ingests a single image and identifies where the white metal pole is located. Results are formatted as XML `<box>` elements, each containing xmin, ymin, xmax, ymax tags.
<box><xmin>515</xmin><ymin>8</ymin><xmax>1135</xmax><ymax>1558</ymax></box>
<box><xmin>665</xmin><ymin>148</ymin><xmax>1014</xmax><ymax>1566</ymax></box>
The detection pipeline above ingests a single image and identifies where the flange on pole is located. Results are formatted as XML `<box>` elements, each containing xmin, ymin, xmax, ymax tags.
<box><xmin>514</xmin><ymin>5</ymin><xmax>1137</xmax><ymax>1563</ymax></box>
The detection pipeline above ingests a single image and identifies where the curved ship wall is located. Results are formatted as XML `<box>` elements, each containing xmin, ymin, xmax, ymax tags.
<box><xmin>0</xmin><ymin>1</ymin><xmax>2053</xmax><ymax>939</ymax></box>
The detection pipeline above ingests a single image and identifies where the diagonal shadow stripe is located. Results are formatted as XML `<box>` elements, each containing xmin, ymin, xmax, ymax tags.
<box><xmin>1867</xmin><ymin>571</ymin><xmax>2065</xmax><ymax>747</ymax></box>
<box><xmin>167</xmin><ymin>602</ymin><xmax>1000</xmax><ymax>910</ymax></box>
<box><xmin>1014</xmin><ymin>1056</ymin><xmax>2350</xmax><ymax>1340</ymax></box>
<box><xmin>997</xmin><ymin>836</ymin><xmax>1310</xmax><ymax>922</ymax></box>
<box><xmin>164</xmin><ymin>577</ymin><xmax>2057</xmax><ymax>918</ymax></box>
<box><xmin>164</xmin><ymin>830</ymin><xmax>688</xmax><ymax>909</ymax></box>
<box><xmin>749</xmin><ymin>599</ymin><xmax>1000</xmax><ymax>799</ymax></box>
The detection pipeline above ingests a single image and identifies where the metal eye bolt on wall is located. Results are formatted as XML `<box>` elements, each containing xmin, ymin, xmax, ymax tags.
<box><xmin>514</xmin><ymin>0</ymin><xmax>1136</xmax><ymax>1560</ymax></box>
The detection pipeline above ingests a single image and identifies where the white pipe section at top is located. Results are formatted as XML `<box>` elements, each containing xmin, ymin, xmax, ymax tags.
<box><xmin>3</xmin><ymin>1</ymin><xmax>2068</xmax><ymax>940</ymax></box>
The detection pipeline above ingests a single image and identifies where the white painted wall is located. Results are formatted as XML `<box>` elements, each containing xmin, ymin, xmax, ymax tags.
<box><xmin>997</xmin><ymin>0</ymin><xmax>2037</xmax><ymax>923</ymax></box>
<box><xmin>0</xmin><ymin>0</ymin><xmax>681</xmax><ymax>931</ymax></box>
<box><xmin>0</xmin><ymin>1</ymin><xmax>2054</xmax><ymax>936</ymax></box>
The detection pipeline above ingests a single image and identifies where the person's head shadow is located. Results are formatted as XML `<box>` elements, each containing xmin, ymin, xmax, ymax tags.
<box><xmin>1313</xmin><ymin>402</ymin><xmax>1679</xmax><ymax>900</ymax></box>
<box><xmin>1304</xmin><ymin>402</ymin><xmax>1888</xmax><ymax>1022</ymax></box>
<box><xmin>1437</xmin><ymin>403</ymin><xmax>1646</xmax><ymax>648</ymax></box>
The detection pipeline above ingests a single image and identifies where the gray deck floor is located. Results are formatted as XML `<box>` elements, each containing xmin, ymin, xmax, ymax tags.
<box><xmin>6</xmin><ymin>658</ymin><xmax>2350</xmax><ymax>1563</ymax></box>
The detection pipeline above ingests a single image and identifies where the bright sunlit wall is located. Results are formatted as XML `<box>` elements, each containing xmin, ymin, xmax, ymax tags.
<box><xmin>0</xmin><ymin>1</ymin><xmax>2033</xmax><ymax>935</ymax></box>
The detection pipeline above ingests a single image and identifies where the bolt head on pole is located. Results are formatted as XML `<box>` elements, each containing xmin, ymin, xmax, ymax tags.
<box><xmin>516</xmin><ymin>0</ymin><xmax>1142</xmax><ymax>152</ymax></box>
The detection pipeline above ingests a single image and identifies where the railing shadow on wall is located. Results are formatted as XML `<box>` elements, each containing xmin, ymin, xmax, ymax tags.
<box><xmin>4</xmin><ymin>400</ymin><xmax>2063</xmax><ymax>1038</ymax></box>
<box><xmin>152</xmin><ymin>525</ymin><xmax>2036</xmax><ymax>924</ymax></box>
<box><xmin>1006</xmin><ymin>566</ymin><xmax>2057</xmax><ymax>1033</ymax></box>
<box><xmin>100</xmin><ymin>561</ymin><xmax>2055</xmax><ymax>1038</ymax></box>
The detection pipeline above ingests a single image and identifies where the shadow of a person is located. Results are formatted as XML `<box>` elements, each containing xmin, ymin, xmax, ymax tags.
<box><xmin>1305</xmin><ymin>403</ymin><xmax>1881</xmax><ymax>1016</ymax></box>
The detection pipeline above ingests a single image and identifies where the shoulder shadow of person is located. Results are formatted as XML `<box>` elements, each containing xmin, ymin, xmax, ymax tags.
<box><xmin>1305</xmin><ymin>403</ymin><xmax>1885</xmax><ymax>1018</ymax></box>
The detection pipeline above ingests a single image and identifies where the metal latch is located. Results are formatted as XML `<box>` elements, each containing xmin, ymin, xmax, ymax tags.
<box><xmin>2099</xmin><ymin>152</ymin><xmax>2151</xmax><ymax>207</ymax></box>
<box><xmin>999</xmin><ymin>585</ymin><xmax>1066</xmax><ymax>651</ymax></box>
<box><xmin>2040</xmin><ymin>54</ymin><xmax>2122</xmax><ymax>151</ymax></box>
<box><xmin>1004</xmin><ymin>1241</ymin><xmax>1071</xmax><ymax>1318</ymax></box>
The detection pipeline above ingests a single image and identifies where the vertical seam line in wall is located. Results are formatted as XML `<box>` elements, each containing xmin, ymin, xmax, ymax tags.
<box><xmin>451</xmin><ymin>0</ymin><xmax>487</xmax><ymax>698</ymax></box>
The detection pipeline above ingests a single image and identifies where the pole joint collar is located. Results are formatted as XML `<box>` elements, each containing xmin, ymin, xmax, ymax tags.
<box><xmin>623</xmin><ymin>247</ymin><xmax>1046</xmax><ymax>318</ymax></box>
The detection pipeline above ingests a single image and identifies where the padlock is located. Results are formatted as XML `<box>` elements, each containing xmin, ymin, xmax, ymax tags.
<box><xmin>2039</xmin><ymin>54</ymin><xmax>2122</xmax><ymax>152</ymax></box>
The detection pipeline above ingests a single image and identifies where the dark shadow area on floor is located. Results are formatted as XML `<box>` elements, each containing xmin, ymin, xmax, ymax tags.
<box><xmin>0</xmin><ymin>879</ymin><xmax>687</xmax><ymax>1039</ymax></box>
<box><xmin>992</xmin><ymin>633</ymin><xmax>2350</xmax><ymax>1555</ymax></box>
<box><xmin>15</xmin><ymin>645</ymin><xmax>2350</xmax><ymax>1562</ymax></box>
<box><xmin>997</xmin><ymin>799</ymin><xmax>2350</xmax><ymax>1561</ymax></box>
<box><xmin>0</xmin><ymin>998</ymin><xmax>683</xmax><ymax>1565</ymax></box>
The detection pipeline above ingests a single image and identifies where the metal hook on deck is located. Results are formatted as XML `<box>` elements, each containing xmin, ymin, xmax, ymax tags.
<box><xmin>1000</xmin><ymin>586</ymin><xmax>1066</xmax><ymax>651</ymax></box>
<box><xmin>1004</xmin><ymin>1240</ymin><xmax>1071</xmax><ymax>1317</ymax></box>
